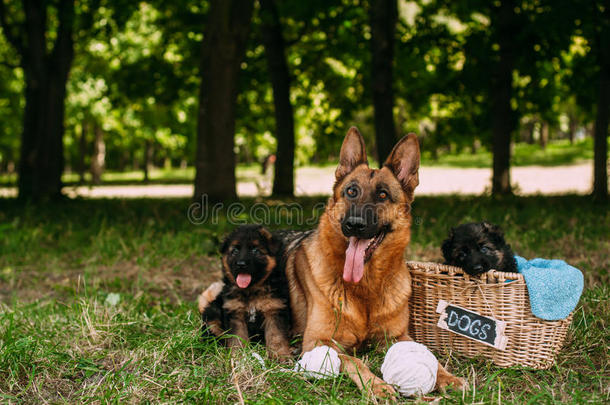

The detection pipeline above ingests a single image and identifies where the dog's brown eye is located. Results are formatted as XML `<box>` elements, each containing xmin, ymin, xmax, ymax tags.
<box><xmin>346</xmin><ymin>186</ymin><xmax>359</xmax><ymax>198</ymax></box>
<box><xmin>251</xmin><ymin>248</ymin><xmax>261</xmax><ymax>255</ymax></box>
<box><xmin>378</xmin><ymin>190</ymin><xmax>388</xmax><ymax>201</ymax></box>
<box><xmin>231</xmin><ymin>247</ymin><xmax>239</xmax><ymax>256</ymax></box>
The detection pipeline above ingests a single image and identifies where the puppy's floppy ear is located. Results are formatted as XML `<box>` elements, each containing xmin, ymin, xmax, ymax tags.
<box><xmin>258</xmin><ymin>226</ymin><xmax>280</xmax><ymax>255</ymax></box>
<box><xmin>383</xmin><ymin>133</ymin><xmax>420</xmax><ymax>200</ymax></box>
<box><xmin>335</xmin><ymin>127</ymin><xmax>368</xmax><ymax>182</ymax></box>
<box><xmin>441</xmin><ymin>228</ymin><xmax>455</xmax><ymax>263</ymax></box>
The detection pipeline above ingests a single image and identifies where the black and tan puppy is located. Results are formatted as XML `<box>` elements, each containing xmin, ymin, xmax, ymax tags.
<box><xmin>442</xmin><ymin>222</ymin><xmax>517</xmax><ymax>276</ymax></box>
<box><xmin>198</xmin><ymin>225</ymin><xmax>292</xmax><ymax>360</ymax></box>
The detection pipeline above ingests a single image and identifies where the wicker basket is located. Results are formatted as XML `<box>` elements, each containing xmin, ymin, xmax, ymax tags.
<box><xmin>408</xmin><ymin>261</ymin><xmax>573</xmax><ymax>369</ymax></box>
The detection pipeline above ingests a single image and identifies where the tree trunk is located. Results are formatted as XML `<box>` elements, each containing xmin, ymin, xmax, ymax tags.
<box><xmin>527</xmin><ymin>120</ymin><xmax>536</xmax><ymax>144</ymax></box>
<box><xmin>471</xmin><ymin>138</ymin><xmax>481</xmax><ymax>154</ymax></box>
<box><xmin>193</xmin><ymin>0</ymin><xmax>254</xmax><ymax>202</ymax></box>
<box><xmin>6</xmin><ymin>0</ymin><xmax>75</xmax><ymax>200</ymax></box>
<box><xmin>369</xmin><ymin>0</ymin><xmax>398</xmax><ymax>163</ymax></box>
<box><xmin>117</xmin><ymin>151</ymin><xmax>127</xmax><ymax>172</ymax></box>
<box><xmin>592</xmin><ymin>61</ymin><xmax>609</xmax><ymax>201</ymax></box>
<box><xmin>490</xmin><ymin>0</ymin><xmax>516</xmax><ymax>196</ymax></box>
<box><xmin>90</xmin><ymin>123</ymin><xmax>105</xmax><ymax>185</ymax></box>
<box><xmin>78</xmin><ymin>121</ymin><xmax>88</xmax><ymax>184</ymax></box>
<box><xmin>568</xmin><ymin>114</ymin><xmax>576</xmax><ymax>144</ymax></box>
<box><xmin>540</xmin><ymin>122</ymin><xmax>549</xmax><ymax>149</ymax></box>
<box><xmin>260</xmin><ymin>0</ymin><xmax>295</xmax><ymax>197</ymax></box>
<box><xmin>143</xmin><ymin>140</ymin><xmax>153</xmax><ymax>183</ymax></box>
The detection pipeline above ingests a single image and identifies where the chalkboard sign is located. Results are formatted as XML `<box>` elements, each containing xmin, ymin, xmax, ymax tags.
<box><xmin>436</xmin><ymin>300</ymin><xmax>508</xmax><ymax>350</ymax></box>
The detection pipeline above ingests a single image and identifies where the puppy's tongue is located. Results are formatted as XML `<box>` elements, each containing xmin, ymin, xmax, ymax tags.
<box><xmin>343</xmin><ymin>237</ymin><xmax>370</xmax><ymax>283</ymax></box>
<box><xmin>236</xmin><ymin>274</ymin><xmax>252</xmax><ymax>288</ymax></box>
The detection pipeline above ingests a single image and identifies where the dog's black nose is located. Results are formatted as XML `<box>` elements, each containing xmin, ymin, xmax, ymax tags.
<box><xmin>473</xmin><ymin>264</ymin><xmax>484</xmax><ymax>273</ymax></box>
<box><xmin>236</xmin><ymin>260</ymin><xmax>247</xmax><ymax>269</ymax></box>
<box><xmin>343</xmin><ymin>217</ymin><xmax>366</xmax><ymax>233</ymax></box>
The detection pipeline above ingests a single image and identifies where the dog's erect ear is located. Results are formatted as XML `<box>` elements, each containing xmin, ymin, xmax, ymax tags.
<box><xmin>335</xmin><ymin>127</ymin><xmax>368</xmax><ymax>182</ymax></box>
<box><xmin>481</xmin><ymin>222</ymin><xmax>504</xmax><ymax>243</ymax></box>
<box><xmin>220</xmin><ymin>235</ymin><xmax>231</xmax><ymax>254</ymax></box>
<box><xmin>384</xmin><ymin>133</ymin><xmax>420</xmax><ymax>197</ymax></box>
<box><xmin>258</xmin><ymin>227</ymin><xmax>280</xmax><ymax>255</ymax></box>
<box><xmin>481</xmin><ymin>222</ymin><xmax>502</xmax><ymax>236</ymax></box>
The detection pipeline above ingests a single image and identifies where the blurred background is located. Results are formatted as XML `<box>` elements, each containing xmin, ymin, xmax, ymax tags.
<box><xmin>0</xmin><ymin>0</ymin><xmax>608</xmax><ymax>201</ymax></box>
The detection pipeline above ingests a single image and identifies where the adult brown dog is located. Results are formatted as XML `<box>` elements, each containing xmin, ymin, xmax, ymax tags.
<box><xmin>285</xmin><ymin>127</ymin><xmax>464</xmax><ymax>397</ymax></box>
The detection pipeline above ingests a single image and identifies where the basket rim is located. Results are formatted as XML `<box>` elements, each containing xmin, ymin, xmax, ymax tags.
<box><xmin>406</xmin><ymin>260</ymin><xmax>524</xmax><ymax>281</ymax></box>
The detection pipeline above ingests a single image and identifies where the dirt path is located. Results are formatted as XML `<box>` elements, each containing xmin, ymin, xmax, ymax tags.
<box><xmin>0</xmin><ymin>163</ymin><xmax>597</xmax><ymax>198</ymax></box>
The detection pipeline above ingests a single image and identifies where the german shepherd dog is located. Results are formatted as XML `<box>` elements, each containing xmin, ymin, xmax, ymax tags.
<box><xmin>198</xmin><ymin>225</ymin><xmax>292</xmax><ymax>360</ymax></box>
<box><xmin>284</xmin><ymin>127</ymin><xmax>465</xmax><ymax>397</ymax></box>
<box><xmin>442</xmin><ymin>222</ymin><xmax>517</xmax><ymax>276</ymax></box>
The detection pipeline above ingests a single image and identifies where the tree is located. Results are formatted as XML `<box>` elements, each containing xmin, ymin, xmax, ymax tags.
<box><xmin>420</xmin><ymin>0</ymin><xmax>576</xmax><ymax>195</ymax></box>
<box><xmin>566</xmin><ymin>0</ymin><xmax>609</xmax><ymax>201</ymax></box>
<box><xmin>0</xmin><ymin>36</ymin><xmax>21</xmax><ymax>177</ymax></box>
<box><xmin>90</xmin><ymin>123</ymin><xmax>105</xmax><ymax>184</ymax></box>
<box><xmin>591</xmin><ymin>3</ymin><xmax>609</xmax><ymax>201</ymax></box>
<box><xmin>193</xmin><ymin>0</ymin><xmax>254</xmax><ymax>201</ymax></box>
<box><xmin>369</xmin><ymin>0</ymin><xmax>398</xmax><ymax>162</ymax></box>
<box><xmin>489</xmin><ymin>0</ymin><xmax>517</xmax><ymax>195</ymax></box>
<box><xmin>260</xmin><ymin>0</ymin><xmax>295</xmax><ymax>196</ymax></box>
<box><xmin>0</xmin><ymin>0</ymin><xmax>76</xmax><ymax>199</ymax></box>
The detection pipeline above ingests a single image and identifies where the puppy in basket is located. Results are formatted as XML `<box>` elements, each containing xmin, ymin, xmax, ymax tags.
<box><xmin>442</xmin><ymin>222</ymin><xmax>517</xmax><ymax>276</ymax></box>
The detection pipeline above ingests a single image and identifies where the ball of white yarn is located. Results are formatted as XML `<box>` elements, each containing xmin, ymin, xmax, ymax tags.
<box><xmin>294</xmin><ymin>345</ymin><xmax>341</xmax><ymax>379</ymax></box>
<box><xmin>381</xmin><ymin>341</ymin><xmax>438</xmax><ymax>397</ymax></box>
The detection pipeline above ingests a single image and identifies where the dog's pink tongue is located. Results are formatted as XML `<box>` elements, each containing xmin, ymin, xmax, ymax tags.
<box><xmin>343</xmin><ymin>237</ymin><xmax>370</xmax><ymax>283</ymax></box>
<box><xmin>236</xmin><ymin>274</ymin><xmax>251</xmax><ymax>288</ymax></box>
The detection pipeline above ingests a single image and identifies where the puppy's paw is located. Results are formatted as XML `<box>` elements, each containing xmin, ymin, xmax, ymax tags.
<box><xmin>268</xmin><ymin>347</ymin><xmax>293</xmax><ymax>364</ymax></box>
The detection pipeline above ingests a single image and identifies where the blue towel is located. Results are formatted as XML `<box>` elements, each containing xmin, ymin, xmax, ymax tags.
<box><xmin>515</xmin><ymin>256</ymin><xmax>584</xmax><ymax>321</ymax></box>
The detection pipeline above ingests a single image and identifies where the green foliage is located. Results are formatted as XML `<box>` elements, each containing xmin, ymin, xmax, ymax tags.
<box><xmin>0</xmin><ymin>0</ymin><xmax>607</xmax><ymax>176</ymax></box>
<box><xmin>0</xmin><ymin>33</ymin><xmax>22</xmax><ymax>171</ymax></box>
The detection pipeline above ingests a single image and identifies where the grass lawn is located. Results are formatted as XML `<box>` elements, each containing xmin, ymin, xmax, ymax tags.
<box><xmin>420</xmin><ymin>138</ymin><xmax>596</xmax><ymax>168</ymax></box>
<box><xmin>0</xmin><ymin>196</ymin><xmax>608</xmax><ymax>403</ymax></box>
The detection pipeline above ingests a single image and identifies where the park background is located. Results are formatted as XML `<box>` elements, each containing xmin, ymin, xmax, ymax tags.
<box><xmin>0</xmin><ymin>0</ymin><xmax>608</xmax><ymax>403</ymax></box>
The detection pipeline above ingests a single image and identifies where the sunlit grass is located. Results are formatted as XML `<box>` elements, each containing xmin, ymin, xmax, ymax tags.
<box><xmin>57</xmin><ymin>165</ymin><xmax>263</xmax><ymax>185</ymax></box>
<box><xmin>421</xmin><ymin>138</ymin><xmax>595</xmax><ymax>168</ymax></box>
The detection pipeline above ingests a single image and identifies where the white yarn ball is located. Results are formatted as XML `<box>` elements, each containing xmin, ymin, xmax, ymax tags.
<box><xmin>294</xmin><ymin>345</ymin><xmax>341</xmax><ymax>379</ymax></box>
<box><xmin>381</xmin><ymin>341</ymin><xmax>438</xmax><ymax>397</ymax></box>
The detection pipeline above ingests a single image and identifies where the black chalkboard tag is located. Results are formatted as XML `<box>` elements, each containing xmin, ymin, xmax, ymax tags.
<box><xmin>436</xmin><ymin>300</ymin><xmax>508</xmax><ymax>350</ymax></box>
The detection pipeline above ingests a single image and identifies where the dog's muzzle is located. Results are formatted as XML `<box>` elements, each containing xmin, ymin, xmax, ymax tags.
<box><xmin>341</xmin><ymin>205</ymin><xmax>380</xmax><ymax>239</ymax></box>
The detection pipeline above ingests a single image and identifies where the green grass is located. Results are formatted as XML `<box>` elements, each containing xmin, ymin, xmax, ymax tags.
<box><xmin>421</xmin><ymin>138</ymin><xmax>596</xmax><ymax>168</ymax></box>
<box><xmin>0</xmin><ymin>196</ymin><xmax>608</xmax><ymax>403</ymax></box>
<box><xmin>0</xmin><ymin>165</ymin><xmax>265</xmax><ymax>187</ymax></box>
<box><xmin>58</xmin><ymin>165</ymin><xmax>263</xmax><ymax>186</ymax></box>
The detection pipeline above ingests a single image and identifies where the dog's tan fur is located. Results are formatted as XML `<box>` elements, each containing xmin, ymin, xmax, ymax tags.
<box><xmin>286</xmin><ymin>127</ymin><xmax>464</xmax><ymax>397</ymax></box>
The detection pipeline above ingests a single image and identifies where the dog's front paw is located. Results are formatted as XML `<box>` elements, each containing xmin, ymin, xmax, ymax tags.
<box><xmin>436</xmin><ymin>374</ymin><xmax>467</xmax><ymax>392</ymax></box>
<box><xmin>370</xmin><ymin>377</ymin><xmax>397</xmax><ymax>400</ymax></box>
